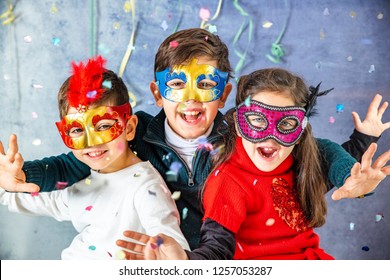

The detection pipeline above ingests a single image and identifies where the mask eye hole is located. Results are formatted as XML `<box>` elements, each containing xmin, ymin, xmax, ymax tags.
<box><xmin>94</xmin><ymin>119</ymin><xmax>117</xmax><ymax>132</ymax></box>
<box><xmin>67</xmin><ymin>123</ymin><xmax>84</xmax><ymax>138</ymax></box>
<box><xmin>197</xmin><ymin>79</ymin><xmax>217</xmax><ymax>90</ymax></box>
<box><xmin>277</xmin><ymin>117</ymin><xmax>299</xmax><ymax>133</ymax></box>
<box><xmin>247</xmin><ymin>113</ymin><xmax>267</xmax><ymax>130</ymax></box>
<box><xmin>166</xmin><ymin>79</ymin><xmax>186</xmax><ymax>90</ymax></box>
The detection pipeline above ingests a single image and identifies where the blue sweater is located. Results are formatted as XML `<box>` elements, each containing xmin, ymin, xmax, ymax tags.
<box><xmin>22</xmin><ymin>109</ymin><xmax>378</xmax><ymax>249</ymax></box>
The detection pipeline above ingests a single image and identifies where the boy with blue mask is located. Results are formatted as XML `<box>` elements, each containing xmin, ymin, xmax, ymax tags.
<box><xmin>0</xmin><ymin>28</ymin><xmax>389</xmax><ymax>252</ymax></box>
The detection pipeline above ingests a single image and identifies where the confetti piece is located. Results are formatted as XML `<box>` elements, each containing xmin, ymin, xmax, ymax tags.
<box><xmin>182</xmin><ymin>207</ymin><xmax>188</xmax><ymax>220</ymax></box>
<box><xmin>148</xmin><ymin>190</ymin><xmax>156</xmax><ymax>196</ymax></box>
<box><xmin>133</xmin><ymin>173</ymin><xmax>141</xmax><ymax>177</ymax></box>
<box><xmin>368</xmin><ymin>65</ymin><xmax>375</xmax><ymax>73</ymax></box>
<box><xmin>32</xmin><ymin>84</ymin><xmax>43</xmax><ymax>89</ymax></box>
<box><xmin>52</xmin><ymin>37</ymin><xmax>60</xmax><ymax>46</ymax></box>
<box><xmin>199</xmin><ymin>8</ymin><xmax>210</xmax><ymax>21</ymax></box>
<box><xmin>51</xmin><ymin>3</ymin><xmax>58</xmax><ymax>14</ymax></box>
<box><xmin>31</xmin><ymin>192</ymin><xmax>39</xmax><ymax>197</ymax></box>
<box><xmin>166</xmin><ymin>171</ymin><xmax>179</xmax><ymax>182</ymax></box>
<box><xmin>315</xmin><ymin>62</ymin><xmax>322</xmax><ymax>69</ymax></box>
<box><xmin>32</xmin><ymin>139</ymin><xmax>42</xmax><ymax>146</ymax></box>
<box><xmin>85</xmin><ymin>205</ymin><xmax>93</xmax><ymax>211</ymax></box>
<box><xmin>169</xmin><ymin>40</ymin><xmax>179</xmax><ymax>48</ymax></box>
<box><xmin>157</xmin><ymin>236</ymin><xmax>164</xmax><ymax>247</ymax></box>
<box><xmin>214</xmin><ymin>170</ymin><xmax>220</xmax><ymax>176</ymax></box>
<box><xmin>31</xmin><ymin>112</ymin><xmax>38</xmax><ymax>119</ymax></box>
<box><xmin>237</xmin><ymin>242</ymin><xmax>244</xmax><ymax>252</ymax></box>
<box><xmin>102</xmin><ymin>80</ymin><xmax>112</xmax><ymax>89</ymax></box>
<box><xmin>24</xmin><ymin>35</ymin><xmax>32</xmax><ymax>43</ymax></box>
<box><xmin>350</xmin><ymin>11</ymin><xmax>357</xmax><ymax>18</ymax></box>
<box><xmin>107</xmin><ymin>252</ymin><xmax>112</xmax><ymax>257</ymax></box>
<box><xmin>85</xmin><ymin>178</ymin><xmax>92</xmax><ymax>185</ymax></box>
<box><xmin>170</xmin><ymin>162</ymin><xmax>182</xmax><ymax>173</ymax></box>
<box><xmin>262</xmin><ymin>20</ymin><xmax>273</xmax><ymax>28</ymax></box>
<box><xmin>116</xmin><ymin>250</ymin><xmax>126</xmax><ymax>260</ymax></box>
<box><xmin>266</xmin><ymin>218</ymin><xmax>275</xmax><ymax>226</ymax></box>
<box><xmin>55</xmin><ymin>181</ymin><xmax>68</xmax><ymax>190</ymax></box>
<box><xmin>87</xmin><ymin>90</ymin><xmax>97</xmax><ymax>99</ymax></box>
<box><xmin>377</xmin><ymin>13</ymin><xmax>384</xmax><ymax>20</ymax></box>
<box><xmin>253</xmin><ymin>179</ymin><xmax>258</xmax><ymax>185</ymax></box>
<box><xmin>329</xmin><ymin>116</ymin><xmax>335</xmax><ymax>124</ymax></box>
<box><xmin>323</xmin><ymin>8</ymin><xmax>330</xmax><ymax>16</ymax></box>
<box><xmin>123</xmin><ymin>0</ymin><xmax>132</xmax><ymax>13</ymax></box>
<box><xmin>349</xmin><ymin>222</ymin><xmax>355</xmax><ymax>231</ymax></box>
<box><xmin>244</xmin><ymin>96</ymin><xmax>251</xmax><ymax>107</ymax></box>
<box><xmin>208</xmin><ymin>25</ymin><xmax>217</xmax><ymax>33</ymax></box>
<box><xmin>347</xmin><ymin>56</ymin><xmax>353</xmax><ymax>62</ymax></box>
<box><xmin>88</xmin><ymin>245</ymin><xmax>96</xmax><ymax>251</ymax></box>
<box><xmin>113</xmin><ymin>22</ymin><xmax>120</xmax><ymax>29</ymax></box>
<box><xmin>162</xmin><ymin>153</ymin><xmax>172</xmax><ymax>161</ymax></box>
<box><xmin>319</xmin><ymin>28</ymin><xmax>326</xmax><ymax>40</ymax></box>
<box><xmin>171</xmin><ymin>191</ymin><xmax>181</xmax><ymax>200</ymax></box>
<box><xmin>336</xmin><ymin>104</ymin><xmax>344</xmax><ymax>113</ymax></box>
<box><xmin>161</xmin><ymin>20</ymin><xmax>168</xmax><ymax>31</ymax></box>
<box><xmin>375</xmin><ymin>213</ymin><xmax>384</xmax><ymax>223</ymax></box>
<box><xmin>361</xmin><ymin>246</ymin><xmax>369</xmax><ymax>252</ymax></box>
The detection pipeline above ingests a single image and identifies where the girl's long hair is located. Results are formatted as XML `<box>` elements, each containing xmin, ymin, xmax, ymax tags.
<box><xmin>208</xmin><ymin>68</ymin><xmax>328</xmax><ymax>227</ymax></box>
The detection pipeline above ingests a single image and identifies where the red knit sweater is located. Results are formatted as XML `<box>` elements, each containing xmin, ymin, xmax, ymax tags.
<box><xmin>203</xmin><ymin>137</ymin><xmax>334</xmax><ymax>260</ymax></box>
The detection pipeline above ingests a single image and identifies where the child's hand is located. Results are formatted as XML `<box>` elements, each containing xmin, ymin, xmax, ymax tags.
<box><xmin>332</xmin><ymin>143</ymin><xmax>390</xmax><ymax>200</ymax></box>
<box><xmin>0</xmin><ymin>134</ymin><xmax>40</xmax><ymax>193</ymax></box>
<box><xmin>116</xmin><ymin>230</ymin><xmax>188</xmax><ymax>260</ymax></box>
<box><xmin>352</xmin><ymin>94</ymin><xmax>390</xmax><ymax>137</ymax></box>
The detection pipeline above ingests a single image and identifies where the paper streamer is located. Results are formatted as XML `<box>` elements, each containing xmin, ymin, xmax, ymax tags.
<box><xmin>266</xmin><ymin>0</ymin><xmax>291</xmax><ymax>63</ymax></box>
<box><xmin>118</xmin><ymin>0</ymin><xmax>137</xmax><ymax>108</ymax></box>
<box><xmin>232</xmin><ymin>0</ymin><xmax>253</xmax><ymax>77</ymax></box>
<box><xmin>200</xmin><ymin>0</ymin><xmax>223</xmax><ymax>30</ymax></box>
<box><xmin>1</xmin><ymin>0</ymin><xmax>15</xmax><ymax>25</ymax></box>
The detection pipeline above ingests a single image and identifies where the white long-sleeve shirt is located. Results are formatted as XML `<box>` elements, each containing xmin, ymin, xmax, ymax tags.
<box><xmin>0</xmin><ymin>161</ymin><xmax>189</xmax><ymax>259</ymax></box>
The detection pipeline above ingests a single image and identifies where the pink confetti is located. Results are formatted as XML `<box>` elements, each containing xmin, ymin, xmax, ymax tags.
<box><xmin>199</xmin><ymin>8</ymin><xmax>210</xmax><ymax>20</ymax></box>
<box><xmin>31</xmin><ymin>192</ymin><xmax>39</xmax><ymax>197</ymax></box>
<box><xmin>253</xmin><ymin>179</ymin><xmax>258</xmax><ymax>185</ymax></box>
<box><xmin>237</xmin><ymin>242</ymin><xmax>244</xmax><ymax>252</ymax></box>
<box><xmin>85</xmin><ymin>205</ymin><xmax>93</xmax><ymax>211</ymax></box>
<box><xmin>329</xmin><ymin>116</ymin><xmax>335</xmax><ymax>124</ymax></box>
<box><xmin>55</xmin><ymin>181</ymin><xmax>68</xmax><ymax>190</ymax></box>
<box><xmin>31</xmin><ymin>112</ymin><xmax>38</xmax><ymax>119</ymax></box>
<box><xmin>169</xmin><ymin>40</ymin><xmax>179</xmax><ymax>48</ymax></box>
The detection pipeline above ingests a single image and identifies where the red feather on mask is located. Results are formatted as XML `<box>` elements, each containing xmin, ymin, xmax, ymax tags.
<box><xmin>67</xmin><ymin>55</ymin><xmax>107</xmax><ymax>110</ymax></box>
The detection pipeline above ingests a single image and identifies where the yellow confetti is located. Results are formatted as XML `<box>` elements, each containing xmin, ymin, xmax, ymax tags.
<box><xmin>113</xmin><ymin>22</ymin><xmax>120</xmax><ymax>29</ymax></box>
<box><xmin>51</xmin><ymin>3</ymin><xmax>58</xmax><ymax>14</ymax></box>
<box><xmin>350</xmin><ymin>11</ymin><xmax>357</xmax><ymax>18</ymax></box>
<box><xmin>262</xmin><ymin>20</ymin><xmax>273</xmax><ymax>29</ymax></box>
<box><xmin>115</xmin><ymin>250</ymin><xmax>126</xmax><ymax>260</ymax></box>
<box><xmin>85</xmin><ymin>178</ymin><xmax>92</xmax><ymax>185</ymax></box>
<box><xmin>123</xmin><ymin>0</ymin><xmax>132</xmax><ymax>13</ymax></box>
<box><xmin>171</xmin><ymin>191</ymin><xmax>181</xmax><ymax>200</ymax></box>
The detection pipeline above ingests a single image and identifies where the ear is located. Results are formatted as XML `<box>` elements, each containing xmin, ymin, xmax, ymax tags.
<box><xmin>150</xmin><ymin>82</ymin><xmax>163</xmax><ymax>108</ymax></box>
<box><xmin>218</xmin><ymin>83</ymin><xmax>233</xmax><ymax>108</ymax></box>
<box><xmin>233</xmin><ymin>111</ymin><xmax>242</xmax><ymax>138</ymax></box>
<box><xmin>125</xmin><ymin>115</ymin><xmax>138</xmax><ymax>141</ymax></box>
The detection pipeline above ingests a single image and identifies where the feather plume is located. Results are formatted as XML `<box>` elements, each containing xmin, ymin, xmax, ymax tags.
<box><xmin>305</xmin><ymin>82</ymin><xmax>334</xmax><ymax>117</ymax></box>
<box><xmin>67</xmin><ymin>55</ymin><xmax>107</xmax><ymax>109</ymax></box>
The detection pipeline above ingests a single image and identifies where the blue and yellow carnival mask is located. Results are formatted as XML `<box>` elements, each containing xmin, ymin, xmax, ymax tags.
<box><xmin>155</xmin><ymin>58</ymin><xmax>229</xmax><ymax>103</ymax></box>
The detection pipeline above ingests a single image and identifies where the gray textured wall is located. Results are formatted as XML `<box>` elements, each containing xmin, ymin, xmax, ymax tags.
<box><xmin>0</xmin><ymin>0</ymin><xmax>389</xmax><ymax>259</ymax></box>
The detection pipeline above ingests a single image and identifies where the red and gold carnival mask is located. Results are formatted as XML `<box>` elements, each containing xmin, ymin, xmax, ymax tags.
<box><xmin>56</xmin><ymin>103</ymin><xmax>131</xmax><ymax>150</ymax></box>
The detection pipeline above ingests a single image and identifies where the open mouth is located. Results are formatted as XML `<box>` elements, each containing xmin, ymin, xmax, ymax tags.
<box><xmin>257</xmin><ymin>147</ymin><xmax>277</xmax><ymax>158</ymax></box>
<box><xmin>180</xmin><ymin>110</ymin><xmax>202</xmax><ymax>122</ymax></box>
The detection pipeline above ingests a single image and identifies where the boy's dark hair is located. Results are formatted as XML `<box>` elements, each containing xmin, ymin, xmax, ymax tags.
<box><xmin>154</xmin><ymin>28</ymin><xmax>233</xmax><ymax>81</ymax></box>
<box><xmin>58</xmin><ymin>69</ymin><xmax>129</xmax><ymax>118</ymax></box>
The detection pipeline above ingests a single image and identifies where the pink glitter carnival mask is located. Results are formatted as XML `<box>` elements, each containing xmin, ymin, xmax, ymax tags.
<box><xmin>236</xmin><ymin>100</ymin><xmax>307</xmax><ymax>147</ymax></box>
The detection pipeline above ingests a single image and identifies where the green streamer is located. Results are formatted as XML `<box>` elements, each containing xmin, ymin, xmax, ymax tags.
<box><xmin>232</xmin><ymin>0</ymin><xmax>253</xmax><ymax>78</ymax></box>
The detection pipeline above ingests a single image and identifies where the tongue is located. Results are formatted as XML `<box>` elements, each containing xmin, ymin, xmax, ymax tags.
<box><xmin>184</xmin><ymin>114</ymin><xmax>199</xmax><ymax>121</ymax></box>
<box><xmin>259</xmin><ymin>148</ymin><xmax>275</xmax><ymax>158</ymax></box>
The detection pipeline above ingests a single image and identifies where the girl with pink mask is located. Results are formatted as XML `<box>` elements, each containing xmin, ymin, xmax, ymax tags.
<box><xmin>116</xmin><ymin>68</ymin><xmax>390</xmax><ymax>260</ymax></box>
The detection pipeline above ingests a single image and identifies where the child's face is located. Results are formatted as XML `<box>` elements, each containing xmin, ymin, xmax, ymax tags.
<box><xmin>60</xmin><ymin>105</ymin><xmax>137</xmax><ymax>173</ymax></box>
<box><xmin>152</xmin><ymin>56</ymin><xmax>231</xmax><ymax>139</ymax></box>
<box><xmin>236</xmin><ymin>91</ymin><xmax>297</xmax><ymax>172</ymax></box>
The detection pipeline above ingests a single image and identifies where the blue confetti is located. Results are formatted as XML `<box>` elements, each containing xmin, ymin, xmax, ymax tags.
<box><xmin>87</xmin><ymin>90</ymin><xmax>97</xmax><ymax>99</ymax></box>
<box><xmin>102</xmin><ymin>80</ymin><xmax>112</xmax><ymax>89</ymax></box>
<box><xmin>52</xmin><ymin>37</ymin><xmax>60</xmax><ymax>46</ymax></box>
<box><xmin>182</xmin><ymin>207</ymin><xmax>188</xmax><ymax>220</ymax></box>
<box><xmin>336</xmin><ymin>104</ymin><xmax>344</xmax><ymax>113</ymax></box>
<box><xmin>244</xmin><ymin>96</ymin><xmax>251</xmax><ymax>107</ymax></box>
<box><xmin>361</xmin><ymin>246</ymin><xmax>370</xmax><ymax>252</ymax></box>
<box><xmin>89</xmin><ymin>245</ymin><xmax>96</xmax><ymax>251</ymax></box>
